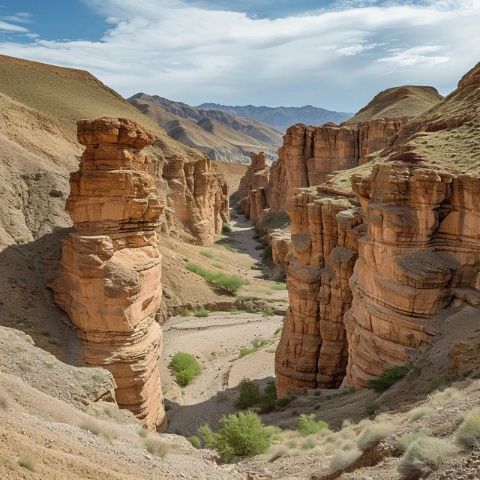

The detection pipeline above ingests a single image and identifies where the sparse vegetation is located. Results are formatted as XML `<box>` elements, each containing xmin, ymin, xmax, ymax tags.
<box><xmin>199</xmin><ymin>412</ymin><xmax>277</xmax><ymax>460</ymax></box>
<box><xmin>237</xmin><ymin>379</ymin><xmax>278</xmax><ymax>413</ymax></box>
<box><xmin>329</xmin><ymin>448</ymin><xmax>362</xmax><ymax>472</ymax></box>
<box><xmin>18</xmin><ymin>457</ymin><xmax>35</xmax><ymax>471</ymax></box>
<box><xmin>269</xmin><ymin>446</ymin><xmax>288</xmax><ymax>462</ymax></box>
<box><xmin>276</xmin><ymin>394</ymin><xmax>295</xmax><ymax>408</ymax></box>
<box><xmin>366</xmin><ymin>364</ymin><xmax>410</xmax><ymax>392</ymax></box>
<box><xmin>179</xmin><ymin>307</ymin><xmax>192</xmax><ymax>317</ymax></box>
<box><xmin>262</xmin><ymin>307</ymin><xmax>274</xmax><ymax>317</ymax></box>
<box><xmin>271</xmin><ymin>282</ymin><xmax>287</xmax><ymax>290</ymax></box>
<box><xmin>188</xmin><ymin>435</ymin><xmax>202</xmax><ymax>449</ymax></box>
<box><xmin>455</xmin><ymin>408</ymin><xmax>480</xmax><ymax>448</ymax></box>
<box><xmin>239</xmin><ymin>338</ymin><xmax>268</xmax><ymax>358</ymax></box>
<box><xmin>222</xmin><ymin>223</ymin><xmax>232</xmax><ymax>234</ymax></box>
<box><xmin>169</xmin><ymin>352</ymin><xmax>202</xmax><ymax>387</ymax></box>
<box><xmin>79</xmin><ymin>418</ymin><xmax>117</xmax><ymax>439</ymax></box>
<box><xmin>398</xmin><ymin>437</ymin><xmax>458</xmax><ymax>479</ymax></box>
<box><xmin>194</xmin><ymin>309</ymin><xmax>210</xmax><ymax>318</ymax></box>
<box><xmin>365</xmin><ymin>401</ymin><xmax>381</xmax><ymax>416</ymax></box>
<box><xmin>396</xmin><ymin>431</ymin><xmax>429</xmax><ymax>452</ymax></box>
<box><xmin>357</xmin><ymin>423</ymin><xmax>394</xmax><ymax>451</ymax></box>
<box><xmin>408</xmin><ymin>406</ymin><xmax>436</xmax><ymax>423</ymax></box>
<box><xmin>200</xmin><ymin>249</ymin><xmax>215</xmax><ymax>259</ymax></box>
<box><xmin>297</xmin><ymin>414</ymin><xmax>329</xmax><ymax>436</ymax></box>
<box><xmin>137</xmin><ymin>427</ymin><xmax>148</xmax><ymax>438</ymax></box>
<box><xmin>186</xmin><ymin>262</ymin><xmax>248</xmax><ymax>294</ymax></box>
<box><xmin>144</xmin><ymin>437</ymin><xmax>169</xmax><ymax>457</ymax></box>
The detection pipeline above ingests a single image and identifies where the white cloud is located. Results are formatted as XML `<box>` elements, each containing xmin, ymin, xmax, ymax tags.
<box><xmin>0</xmin><ymin>0</ymin><xmax>479</xmax><ymax>110</ymax></box>
<box><xmin>0</xmin><ymin>20</ymin><xmax>29</xmax><ymax>33</ymax></box>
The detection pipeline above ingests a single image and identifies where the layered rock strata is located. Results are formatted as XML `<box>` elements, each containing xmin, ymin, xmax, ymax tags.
<box><xmin>275</xmin><ymin>189</ymin><xmax>363</xmax><ymax>396</ymax></box>
<box><xmin>345</xmin><ymin>163</ymin><xmax>480</xmax><ymax>387</ymax></box>
<box><xmin>160</xmin><ymin>154</ymin><xmax>228</xmax><ymax>244</ymax></box>
<box><xmin>53</xmin><ymin>118</ymin><xmax>165</xmax><ymax>430</ymax></box>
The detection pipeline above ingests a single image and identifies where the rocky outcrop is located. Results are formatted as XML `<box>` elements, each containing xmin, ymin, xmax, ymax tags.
<box><xmin>160</xmin><ymin>154</ymin><xmax>228</xmax><ymax>245</ymax></box>
<box><xmin>53</xmin><ymin>118</ymin><xmax>165</xmax><ymax>431</ymax></box>
<box><xmin>275</xmin><ymin>189</ymin><xmax>363</xmax><ymax>396</ymax></box>
<box><xmin>345</xmin><ymin>163</ymin><xmax>480</xmax><ymax>387</ymax></box>
<box><xmin>238</xmin><ymin>152</ymin><xmax>270</xmax><ymax>221</ymax></box>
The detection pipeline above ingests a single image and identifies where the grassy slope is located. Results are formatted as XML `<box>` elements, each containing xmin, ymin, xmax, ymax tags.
<box><xmin>0</xmin><ymin>54</ymin><xmax>203</xmax><ymax>161</ymax></box>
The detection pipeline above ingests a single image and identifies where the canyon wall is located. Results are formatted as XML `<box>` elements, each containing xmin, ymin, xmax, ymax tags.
<box><xmin>275</xmin><ymin>189</ymin><xmax>363</xmax><ymax>396</ymax></box>
<box><xmin>345</xmin><ymin>163</ymin><xmax>480</xmax><ymax>387</ymax></box>
<box><xmin>53</xmin><ymin>118</ymin><xmax>165</xmax><ymax>430</ymax></box>
<box><xmin>159</xmin><ymin>154</ymin><xmax>229</xmax><ymax>245</ymax></box>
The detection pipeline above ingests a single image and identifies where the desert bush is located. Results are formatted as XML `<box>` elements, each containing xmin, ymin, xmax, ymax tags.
<box><xmin>365</xmin><ymin>401</ymin><xmax>381</xmax><ymax>417</ymax></box>
<box><xmin>18</xmin><ymin>457</ymin><xmax>34</xmax><ymax>471</ymax></box>
<box><xmin>269</xmin><ymin>446</ymin><xmax>288</xmax><ymax>462</ymax></box>
<box><xmin>79</xmin><ymin>418</ymin><xmax>117</xmax><ymax>439</ymax></box>
<box><xmin>194</xmin><ymin>309</ymin><xmax>209</xmax><ymax>318</ymax></box>
<box><xmin>398</xmin><ymin>437</ymin><xmax>458</xmax><ymax>479</ymax></box>
<box><xmin>297</xmin><ymin>414</ymin><xmax>328</xmax><ymax>436</ymax></box>
<box><xmin>169</xmin><ymin>352</ymin><xmax>202</xmax><ymax>387</ymax></box>
<box><xmin>357</xmin><ymin>423</ymin><xmax>394</xmax><ymax>451</ymax></box>
<box><xmin>222</xmin><ymin>223</ymin><xmax>232</xmax><ymax>234</ymax></box>
<box><xmin>200</xmin><ymin>250</ymin><xmax>215</xmax><ymax>259</ymax></box>
<box><xmin>396</xmin><ymin>431</ymin><xmax>429</xmax><ymax>452</ymax></box>
<box><xmin>408</xmin><ymin>407</ymin><xmax>436</xmax><ymax>423</ymax></box>
<box><xmin>237</xmin><ymin>379</ymin><xmax>261</xmax><ymax>409</ymax></box>
<box><xmin>329</xmin><ymin>448</ymin><xmax>362</xmax><ymax>472</ymax></box>
<box><xmin>186</xmin><ymin>262</ymin><xmax>248</xmax><ymax>294</ymax></box>
<box><xmin>429</xmin><ymin>387</ymin><xmax>463</xmax><ymax>405</ymax></box>
<box><xmin>199</xmin><ymin>412</ymin><xmax>277</xmax><ymax>460</ymax></box>
<box><xmin>262</xmin><ymin>307</ymin><xmax>274</xmax><ymax>317</ymax></box>
<box><xmin>366</xmin><ymin>365</ymin><xmax>410</xmax><ymax>392</ymax></box>
<box><xmin>302</xmin><ymin>437</ymin><xmax>316</xmax><ymax>449</ymax></box>
<box><xmin>276</xmin><ymin>394</ymin><xmax>295</xmax><ymax>408</ymax></box>
<box><xmin>145</xmin><ymin>437</ymin><xmax>169</xmax><ymax>457</ymax></box>
<box><xmin>455</xmin><ymin>408</ymin><xmax>480</xmax><ymax>448</ymax></box>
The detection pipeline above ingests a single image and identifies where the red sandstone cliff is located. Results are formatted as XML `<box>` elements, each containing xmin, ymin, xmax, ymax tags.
<box><xmin>53</xmin><ymin>118</ymin><xmax>165</xmax><ymax>430</ymax></box>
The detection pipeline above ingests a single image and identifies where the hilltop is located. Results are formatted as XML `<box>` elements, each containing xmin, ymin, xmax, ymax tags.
<box><xmin>129</xmin><ymin>94</ymin><xmax>282</xmax><ymax>163</ymax></box>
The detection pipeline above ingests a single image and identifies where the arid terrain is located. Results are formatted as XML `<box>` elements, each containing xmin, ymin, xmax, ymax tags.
<box><xmin>0</xmin><ymin>49</ymin><xmax>479</xmax><ymax>480</ymax></box>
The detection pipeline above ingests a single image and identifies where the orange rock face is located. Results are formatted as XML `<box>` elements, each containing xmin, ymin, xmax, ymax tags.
<box><xmin>162</xmin><ymin>154</ymin><xmax>228</xmax><ymax>244</ymax></box>
<box><xmin>275</xmin><ymin>189</ymin><xmax>363</xmax><ymax>396</ymax></box>
<box><xmin>54</xmin><ymin>118</ymin><xmax>165</xmax><ymax>430</ymax></box>
<box><xmin>345</xmin><ymin>163</ymin><xmax>480</xmax><ymax>387</ymax></box>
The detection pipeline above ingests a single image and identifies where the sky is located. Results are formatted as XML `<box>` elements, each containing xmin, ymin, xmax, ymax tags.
<box><xmin>0</xmin><ymin>1</ymin><xmax>479</xmax><ymax>111</ymax></box>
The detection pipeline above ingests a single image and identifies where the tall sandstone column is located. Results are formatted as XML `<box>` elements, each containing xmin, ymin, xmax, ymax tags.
<box><xmin>53</xmin><ymin>117</ymin><xmax>165</xmax><ymax>431</ymax></box>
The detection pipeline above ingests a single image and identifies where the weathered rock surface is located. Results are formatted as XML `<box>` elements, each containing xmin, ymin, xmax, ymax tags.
<box><xmin>345</xmin><ymin>163</ymin><xmax>480</xmax><ymax>387</ymax></box>
<box><xmin>53</xmin><ymin>118</ymin><xmax>165</xmax><ymax>430</ymax></box>
<box><xmin>275</xmin><ymin>190</ymin><xmax>363</xmax><ymax>395</ymax></box>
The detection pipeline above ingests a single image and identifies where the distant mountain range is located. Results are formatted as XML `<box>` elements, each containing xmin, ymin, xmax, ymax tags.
<box><xmin>197</xmin><ymin>103</ymin><xmax>353</xmax><ymax>132</ymax></box>
<box><xmin>129</xmin><ymin>94</ymin><xmax>283</xmax><ymax>163</ymax></box>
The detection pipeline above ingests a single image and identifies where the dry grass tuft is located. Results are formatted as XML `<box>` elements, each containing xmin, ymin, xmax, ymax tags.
<box><xmin>357</xmin><ymin>423</ymin><xmax>394</xmax><ymax>451</ymax></box>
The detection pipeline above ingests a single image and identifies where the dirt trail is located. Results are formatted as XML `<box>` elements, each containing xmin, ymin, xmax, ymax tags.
<box><xmin>161</xmin><ymin>209</ymin><xmax>287</xmax><ymax>435</ymax></box>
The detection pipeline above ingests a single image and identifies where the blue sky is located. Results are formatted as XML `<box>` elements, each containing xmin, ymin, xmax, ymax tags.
<box><xmin>0</xmin><ymin>1</ymin><xmax>479</xmax><ymax>111</ymax></box>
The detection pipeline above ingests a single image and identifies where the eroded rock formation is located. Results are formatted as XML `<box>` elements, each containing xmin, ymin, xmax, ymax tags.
<box><xmin>275</xmin><ymin>189</ymin><xmax>363</xmax><ymax>396</ymax></box>
<box><xmin>345</xmin><ymin>163</ymin><xmax>480</xmax><ymax>387</ymax></box>
<box><xmin>160</xmin><ymin>154</ymin><xmax>228</xmax><ymax>244</ymax></box>
<box><xmin>53</xmin><ymin>118</ymin><xmax>165</xmax><ymax>430</ymax></box>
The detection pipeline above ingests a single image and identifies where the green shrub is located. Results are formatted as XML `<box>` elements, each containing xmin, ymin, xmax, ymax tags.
<box><xmin>188</xmin><ymin>435</ymin><xmax>202</xmax><ymax>449</ymax></box>
<box><xmin>262</xmin><ymin>245</ymin><xmax>273</xmax><ymax>264</ymax></box>
<box><xmin>366</xmin><ymin>401</ymin><xmax>381</xmax><ymax>416</ymax></box>
<box><xmin>186</xmin><ymin>262</ymin><xmax>247</xmax><ymax>294</ymax></box>
<box><xmin>455</xmin><ymin>408</ymin><xmax>480</xmax><ymax>448</ymax></box>
<box><xmin>239</xmin><ymin>338</ymin><xmax>268</xmax><ymax>358</ymax></box>
<box><xmin>179</xmin><ymin>308</ymin><xmax>191</xmax><ymax>317</ymax></box>
<box><xmin>222</xmin><ymin>223</ymin><xmax>232</xmax><ymax>234</ymax></box>
<box><xmin>262</xmin><ymin>307</ymin><xmax>274</xmax><ymax>317</ymax></box>
<box><xmin>276</xmin><ymin>394</ymin><xmax>295</xmax><ymax>408</ymax></box>
<box><xmin>194</xmin><ymin>309</ymin><xmax>209</xmax><ymax>318</ymax></box>
<box><xmin>199</xmin><ymin>412</ymin><xmax>276</xmax><ymax>460</ymax></box>
<box><xmin>297</xmin><ymin>414</ymin><xmax>328</xmax><ymax>436</ymax></box>
<box><xmin>237</xmin><ymin>379</ymin><xmax>261</xmax><ymax>409</ymax></box>
<box><xmin>357</xmin><ymin>424</ymin><xmax>394</xmax><ymax>451</ymax></box>
<box><xmin>329</xmin><ymin>448</ymin><xmax>362</xmax><ymax>472</ymax></box>
<box><xmin>18</xmin><ymin>457</ymin><xmax>34</xmax><ymax>471</ymax></box>
<box><xmin>200</xmin><ymin>250</ymin><xmax>215</xmax><ymax>259</ymax></box>
<box><xmin>169</xmin><ymin>352</ymin><xmax>202</xmax><ymax>387</ymax></box>
<box><xmin>366</xmin><ymin>365</ymin><xmax>410</xmax><ymax>392</ymax></box>
<box><xmin>398</xmin><ymin>437</ymin><xmax>458</xmax><ymax>479</ymax></box>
